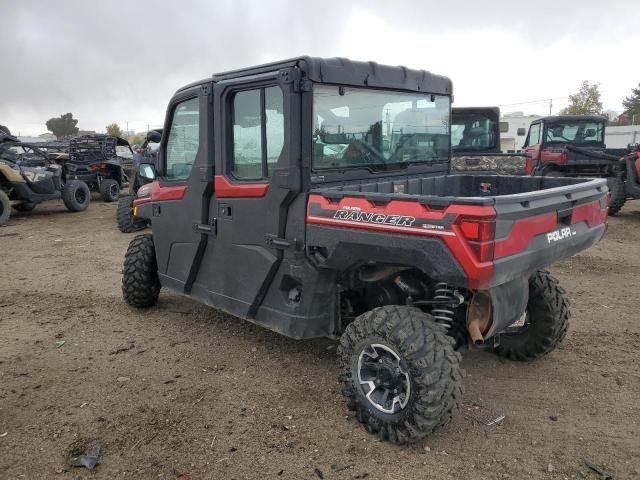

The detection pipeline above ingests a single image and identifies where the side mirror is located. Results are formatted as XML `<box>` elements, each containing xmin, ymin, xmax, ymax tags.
<box><xmin>138</xmin><ymin>162</ymin><xmax>156</xmax><ymax>181</ymax></box>
<box><xmin>146</xmin><ymin>130</ymin><xmax>162</xmax><ymax>143</ymax></box>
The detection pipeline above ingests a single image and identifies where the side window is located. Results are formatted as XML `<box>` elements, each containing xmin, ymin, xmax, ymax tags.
<box><xmin>527</xmin><ymin>123</ymin><xmax>541</xmax><ymax>146</ymax></box>
<box><xmin>165</xmin><ymin>97</ymin><xmax>200</xmax><ymax>181</ymax></box>
<box><xmin>231</xmin><ymin>86</ymin><xmax>284</xmax><ymax>180</ymax></box>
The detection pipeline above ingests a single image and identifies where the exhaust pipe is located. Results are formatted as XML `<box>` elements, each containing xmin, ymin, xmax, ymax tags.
<box><xmin>467</xmin><ymin>291</ymin><xmax>493</xmax><ymax>345</ymax></box>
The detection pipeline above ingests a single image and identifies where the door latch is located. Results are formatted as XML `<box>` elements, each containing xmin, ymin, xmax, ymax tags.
<box><xmin>193</xmin><ymin>219</ymin><xmax>217</xmax><ymax>235</ymax></box>
<box><xmin>265</xmin><ymin>234</ymin><xmax>297</xmax><ymax>250</ymax></box>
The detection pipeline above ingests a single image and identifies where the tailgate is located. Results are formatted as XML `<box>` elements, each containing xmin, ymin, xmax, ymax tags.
<box><xmin>488</xmin><ymin>178</ymin><xmax>608</xmax><ymax>287</ymax></box>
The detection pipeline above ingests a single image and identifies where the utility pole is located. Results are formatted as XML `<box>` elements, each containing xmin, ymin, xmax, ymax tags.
<box><xmin>549</xmin><ymin>99</ymin><xmax>553</xmax><ymax>115</ymax></box>
<box><xmin>126</xmin><ymin>121</ymin><xmax>129</xmax><ymax>141</ymax></box>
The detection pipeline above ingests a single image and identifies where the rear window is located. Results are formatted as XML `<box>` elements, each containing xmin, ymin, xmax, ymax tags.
<box><xmin>451</xmin><ymin>112</ymin><xmax>498</xmax><ymax>152</ymax></box>
<box><xmin>313</xmin><ymin>85</ymin><xmax>450</xmax><ymax>172</ymax></box>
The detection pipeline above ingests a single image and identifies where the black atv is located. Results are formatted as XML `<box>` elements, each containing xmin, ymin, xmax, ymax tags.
<box><xmin>0</xmin><ymin>127</ymin><xmax>90</xmax><ymax>225</ymax></box>
<box><xmin>116</xmin><ymin>129</ymin><xmax>162</xmax><ymax>233</ymax></box>
<box><xmin>65</xmin><ymin>134</ymin><xmax>133</xmax><ymax>202</ymax></box>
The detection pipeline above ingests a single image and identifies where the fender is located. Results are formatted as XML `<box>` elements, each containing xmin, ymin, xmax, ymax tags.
<box><xmin>0</xmin><ymin>163</ymin><xmax>24</xmax><ymax>183</ymax></box>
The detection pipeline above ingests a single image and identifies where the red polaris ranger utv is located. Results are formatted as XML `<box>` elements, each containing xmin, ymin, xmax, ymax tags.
<box><xmin>122</xmin><ymin>57</ymin><xmax>608</xmax><ymax>444</ymax></box>
<box><xmin>522</xmin><ymin>115</ymin><xmax>638</xmax><ymax>215</ymax></box>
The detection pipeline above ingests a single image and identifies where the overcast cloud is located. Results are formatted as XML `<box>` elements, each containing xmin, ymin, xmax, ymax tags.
<box><xmin>1</xmin><ymin>0</ymin><xmax>639</xmax><ymax>135</ymax></box>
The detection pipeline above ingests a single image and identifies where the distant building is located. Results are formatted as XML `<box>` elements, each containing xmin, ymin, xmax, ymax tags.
<box><xmin>16</xmin><ymin>132</ymin><xmax>56</xmax><ymax>143</ymax></box>
<box><xmin>605</xmin><ymin>125</ymin><xmax>640</xmax><ymax>148</ymax></box>
<box><xmin>499</xmin><ymin>112</ymin><xmax>540</xmax><ymax>152</ymax></box>
<box><xmin>616</xmin><ymin>110</ymin><xmax>638</xmax><ymax>126</ymax></box>
<box><xmin>17</xmin><ymin>136</ymin><xmax>47</xmax><ymax>143</ymax></box>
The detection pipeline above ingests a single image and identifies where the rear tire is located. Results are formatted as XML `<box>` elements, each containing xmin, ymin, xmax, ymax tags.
<box><xmin>117</xmin><ymin>195</ymin><xmax>147</xmax><ymax>233</ymax></box>
<box><xmin>62</xmin><ymin>180</ymin><xmax>90</xmax><ymax>212</ymax></box>
<box><xmin>0</xmin><ymin>190</ymin><xmax>11</xmax><ymax>224</ymax></box>
<box><xmin>13</xmin><ymin>202</ymin><xmax>36</xmax><ymax>213</ymax></box>
<box><xmin>337</xmin><ymin>305</ymin><xmax>463</xmax><ymax>444</ymax></box>
<box><xmin>606</xmin><ymin>177</ymin><xmax>626</xmax><ymax>216</ymax></box>
<box><xmin>493</xmin><ymin>270</ymin><xmax>570</xmax><ymax>361</ymax></box>
<box><xmin>100</xmin><ymin>178</ymin><xmax>120</xmax><ymax>202</ymax></box>
<box><xmin>122</xmin><ymin>234</ymin><xmax>160</xmax><ymax>308</ymax></box>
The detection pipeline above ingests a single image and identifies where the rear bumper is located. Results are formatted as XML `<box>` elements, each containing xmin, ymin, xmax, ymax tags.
<box><xmin>66</xmin><ymin>171</ymin><xmax>97</xmax><ymax>184</ymax></box>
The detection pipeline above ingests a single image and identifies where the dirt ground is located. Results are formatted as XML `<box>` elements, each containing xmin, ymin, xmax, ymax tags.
<box><xmin>1</xmin><ymin>197</ymin><xmax>639</xmax><ymax>480</ymax></box>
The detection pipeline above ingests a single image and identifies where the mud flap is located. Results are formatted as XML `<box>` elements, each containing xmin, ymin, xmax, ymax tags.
<box><xmin>484</xmin><ymin>276</ymin><xmax>529</xmax><ymax>340</ymax></box>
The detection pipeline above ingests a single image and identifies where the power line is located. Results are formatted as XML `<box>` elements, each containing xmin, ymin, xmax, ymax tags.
<box><xmin>498</xmin><ymin>96</ymin><xmax>569</xmax><ymax>108</ymax></box>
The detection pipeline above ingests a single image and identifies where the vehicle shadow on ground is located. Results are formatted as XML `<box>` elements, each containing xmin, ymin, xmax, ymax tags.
<box><xmin>613</xmin><ymin>210</ymin><xmax>640</xmax><ymax>223</ymax></box>
<box><xmin>152</xmin><ymin>294</ymin><xmax>509</xmax><ymax>381</ymax></box>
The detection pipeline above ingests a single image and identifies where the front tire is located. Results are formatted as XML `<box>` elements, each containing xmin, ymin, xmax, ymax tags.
<box><xmin>0</xmin><ymin>189</ymin><xmax>11</xmax><ymax>224</ymax></box>
<box><xmin>116</xmin><ymin>195</ymin><xmax>147</xmax><ymax>233</ymax></box>
<box><xmin>62</xmin><ymin>180</ymin><xmax>90</xmax><ymax>212</ymax></box>
<box><xmin>606</xmin><ymin>177</ymin><xmax>626</xmax><ymax>216</ymax></box>
<box><xmin>100</xmin><ymin>178</ymin><xmax>120</xmax><ymax>202</ymax></box>
<box><xmin>337</xmin><ymin>306</ymin><xmax>463</xmax><ymax>444</ymax></box>
<box><xmin>122</xmin><ymin>234</ymin><xmax>160</xmax><ymax>308</ymax></box>
<box><xmin>494</xmin><ymin>270</ymin><xmax>569</xmax><ymax>361</ymax></box>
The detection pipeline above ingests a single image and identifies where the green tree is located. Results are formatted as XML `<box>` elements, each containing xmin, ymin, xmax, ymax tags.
<box><xmin>560</xmin><ymin>81</ymin><xmax>603</xmax><ymax>115</ymax></box>
<box><xmin>622</xmin><ymin>83</ymin><xmax>640</xmax><ymax>119</ymax></box>
<box><xmin>45</xmin><ymin>113</ymin><xmax>79</xmax><ymax>139</ymax></box>
<box><xmin>128</xmin><ymin>134</ymin><xmax>145</xmax><ymax>146</ymax></box>
<box><xmin>106</xmin><ymin>123</ymin><xmax>123</xmax><ymax>138</ymax></box>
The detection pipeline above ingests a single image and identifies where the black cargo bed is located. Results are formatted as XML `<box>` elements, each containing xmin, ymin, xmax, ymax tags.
<box><xmin>313</xmin><ymin>174</ymin><xmax>608</xmax><ymax>208</ymax></box>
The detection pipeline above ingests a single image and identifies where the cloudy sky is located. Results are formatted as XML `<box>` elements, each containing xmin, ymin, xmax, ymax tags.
<box><xmin>2</xmin><ymin>0</ymin><xmax>639</xmax><ymax>135</ymax></box>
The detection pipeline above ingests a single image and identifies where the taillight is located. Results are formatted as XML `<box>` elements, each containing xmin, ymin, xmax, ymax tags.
<box><xmin>458</xmin><ymin>217</ymin><xmax>496</xmax><ymax>263</ymax></box>
<box><xmin>558</xmin><ymin>152</ymin><xmax>568</xmax><ymax>164</ymax></box>
<box><xmin>90</xmin><ymin>162</ymin><xmax>107</xmax><ymax>171</ymax></box>
<box><xmin>136</xmin><ymin>148</ymin><xmax>145</xmax><ymax>154</ymax></box>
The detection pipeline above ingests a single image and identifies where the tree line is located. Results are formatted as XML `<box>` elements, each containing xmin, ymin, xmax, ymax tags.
<box><xmin>559</xmin><ymin>81</ymin><xmax>640</xmax><ymax>124</ymax></box>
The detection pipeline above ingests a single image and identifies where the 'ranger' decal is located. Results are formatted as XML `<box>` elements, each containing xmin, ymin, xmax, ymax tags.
<box><xmin>333</xmin><ymin>209</ymin><xmax>416</xmax><ymax>227</ymax></box>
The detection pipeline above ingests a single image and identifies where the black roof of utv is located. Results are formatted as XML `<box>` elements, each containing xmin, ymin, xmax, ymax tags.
<box><xmin>452</xmin><ymin>106</ymin><xmax>500</xmax><ymax>119</ymax></box>
<box><xmin>176</xmin><ymin>57</ymin><xmax>453</xmax><ymax>96</ymax></box>
<box><xmin>536</xmin><ymin>115</ymin><xmax>608</xmax><ymax>124</ymax></box>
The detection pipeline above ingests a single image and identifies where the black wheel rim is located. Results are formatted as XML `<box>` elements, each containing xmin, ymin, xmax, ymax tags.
<box><xmin>110</xmin><ymin>183</ymin><xmax>118</xmax><ymax>198</ymax></box>
<box><xmin>358</xmin><ymin>343</ymin><xmax>410</xmax><ymax>414</ymax></box>
<box><xmin>75</xmin><ymin>189</ymin><xmax>86</xmax><ymax>204</ymax></box>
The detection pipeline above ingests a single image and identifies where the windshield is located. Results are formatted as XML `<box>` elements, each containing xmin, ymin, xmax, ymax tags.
<box><xmin>451</xmin><ymin>112</ymin><xmax>498</xmax><ymax>152</ymax></box>
<box><xmin>313</xmin><ymin>85</ymin><xmax>450</xmax><ymax>171</ymax></box>
<box><xmin>544</xmin><ymin>121</ymin><xmax>604</xmax><ymax>145</ymax></box>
